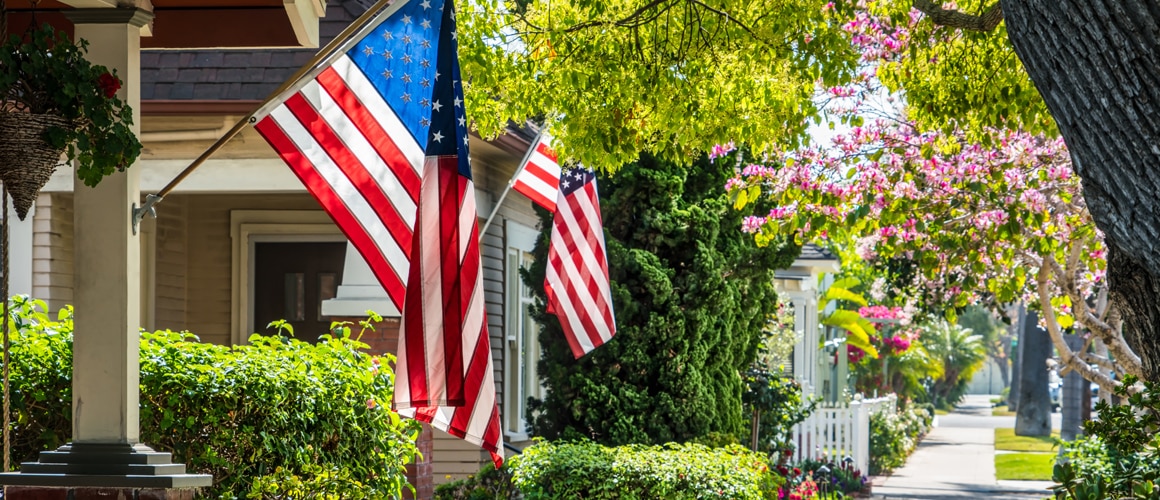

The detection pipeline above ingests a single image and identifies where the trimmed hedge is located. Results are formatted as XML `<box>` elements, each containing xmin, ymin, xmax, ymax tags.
<box><xmin>5</xmin><ymin>297</ymin><xmax>420</xmax><ymax>499</ymax></box>
<box><xmin>437</xmin><ymin>440</ymin><xmax>784</xmax><ymax>499</ymax></box>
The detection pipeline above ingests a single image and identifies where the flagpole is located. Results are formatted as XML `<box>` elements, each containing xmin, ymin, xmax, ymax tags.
<box><xmin>478</xmin><ymin>128</ymin><xmax>546</xmax><ymax>237</ymax></box>
<box><xmin>133</xmin><ymin>0</ymin><xmax>398</xmax><ymax>233</ymax></box>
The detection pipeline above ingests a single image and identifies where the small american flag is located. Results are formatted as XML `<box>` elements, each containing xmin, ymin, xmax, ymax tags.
<box><xmin>511</xmin><ymin>131</ymin><xmax>562</xmax><ymax>211</ymax></box>
<box><xmin>252</xmin><ymin>0</ymin><xmax>502</xmax><ymax>466</ymax></box>
<box><xmin>544</xmin><ymin>168</ymin><xmax>616</xmax><ymax>358</ymax></box>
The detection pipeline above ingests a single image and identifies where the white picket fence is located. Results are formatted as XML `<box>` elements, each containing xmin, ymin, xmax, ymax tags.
<box><xmin>790</xmin><ymin>394</ymin><xmax>897</xmax><ymax>474</ymax></box>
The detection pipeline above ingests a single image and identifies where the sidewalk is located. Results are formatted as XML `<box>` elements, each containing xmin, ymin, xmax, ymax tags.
<box><xmin>872</xmin><ymin>395</ymin><xmax>1055</xmax><ymax>499</ymax></box>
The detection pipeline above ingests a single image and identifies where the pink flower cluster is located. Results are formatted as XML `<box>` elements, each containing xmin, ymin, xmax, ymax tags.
<box><xmin>859</xmin><ymin>305</ymin><xmax>903</xmax><ymax>319</ymax></box>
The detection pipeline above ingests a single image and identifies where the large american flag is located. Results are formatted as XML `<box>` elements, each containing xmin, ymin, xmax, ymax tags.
<box><xmin>511</xmin><ymin>131</ymin><xmax>561</xmax><ymax>211</ymax></box>
<box><xmin>252</xmin><ymin>0</ymin><xmax>502</xmax><ymax>466</ymax></box>
<box><xmin>544</xmin><ymin>168</ymin><xmax>616</xmax><ymax>358</ymax></box>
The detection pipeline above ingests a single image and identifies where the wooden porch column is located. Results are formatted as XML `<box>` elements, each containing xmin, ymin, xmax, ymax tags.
<box><xmin>0</xmin><ymin>8</ymin><xmax>210</xmax><ymax>494</ymax></box>
<box><xmin>70</xmin><ymin>9</ymin><xmax>150</xmax><ymax>444</ymax></box>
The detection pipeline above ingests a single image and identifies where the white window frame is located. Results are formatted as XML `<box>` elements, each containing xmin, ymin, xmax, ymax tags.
<box><xmin>229</xmin><ymin>210</ymin><xmax>344</xmax><ymax>345</ymax></box>
<box><xmin>504</xmin><ymin>220</ymin><xmax>543</xmax><ymax>441</ymax></box>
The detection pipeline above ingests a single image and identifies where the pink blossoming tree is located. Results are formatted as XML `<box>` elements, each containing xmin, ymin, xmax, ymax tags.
<box><xmin>724</xmin><ymin>6</ymin><xmax>1137</xmax><ymax>392</ymax></box>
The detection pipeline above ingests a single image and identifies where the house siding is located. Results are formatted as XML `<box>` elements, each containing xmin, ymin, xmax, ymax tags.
<box><xmin>31</xmin><ymin>194</ymin><xmax>74</xmax><ymax>313</ymax></box>
<box><xmin>181</xmin><ymin>193</ymin><xmax>324</xmax><ymax>345</ymax></box>
<box><xmin>154</xmin><ymin>196</ymin><xmax>189</xmax><ymax>331</ymax></box>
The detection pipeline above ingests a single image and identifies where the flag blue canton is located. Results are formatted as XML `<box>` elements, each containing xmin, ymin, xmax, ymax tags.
<box><xmin>424</xmin><ymin>0</ymin><xmax>473</xmax><ymax>179</ymax></box>
<box><xmin>559</xmin><ymin>168</ymin><xmax>595</xmax><ymax>196</ymax></box>
<box><xmin>347</xmin><ymin>0</ymin><xmax>445</xmax><ymax>150</ymax></box>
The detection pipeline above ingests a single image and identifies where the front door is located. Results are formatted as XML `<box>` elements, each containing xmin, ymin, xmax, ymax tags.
<box><xmin>252</xmin><ymin>241</ymin><xmax>346</xmax><ymax>342</ymax></box>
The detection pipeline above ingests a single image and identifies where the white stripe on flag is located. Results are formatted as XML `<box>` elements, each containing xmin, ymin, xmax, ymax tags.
<box><xmin>418</xmin><ymin>157</ymin><xmax>448</xmax><ymax>403</ymax></box>
<box><xmin>331</xmin><ymin>55</ymin><xmax>425</xmax><ymax>177</ymax></box>
<box><xmin>268</xmin><ymin>105</ymin><xmax>406</xmax><ymax>284</ymax></box>
<box><xmin>546</xmin><ymin>265</ymin><xmax>598</xmax><ymax>354</ymax></box>
<box><xmin>558</xmin><ymin>189</ymin><xmax>614</xmax><ymax>321</ymax></box>
<box><xmin>300</xmin><ymin>80</ymin><xmax>419</xmax><ymax>230</ymax></box>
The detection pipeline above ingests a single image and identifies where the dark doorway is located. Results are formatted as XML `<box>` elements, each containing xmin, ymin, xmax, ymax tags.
<box><xmin>253</xmin><ymin>241</ymin><xmax>346</xmax><ymax>342</ymax></box>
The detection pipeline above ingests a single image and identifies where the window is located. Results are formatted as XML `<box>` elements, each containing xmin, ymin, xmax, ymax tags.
<box><xmin>504</xmin><ymin>221</ymin><xmax>542</xmax><ymax>440</ymax></box>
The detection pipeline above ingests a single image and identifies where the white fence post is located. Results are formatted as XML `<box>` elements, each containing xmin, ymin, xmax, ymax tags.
<box><xmin>855</xmin><ymin>399</ymin><xmax>871</xmax><ymax>474</ymax></box>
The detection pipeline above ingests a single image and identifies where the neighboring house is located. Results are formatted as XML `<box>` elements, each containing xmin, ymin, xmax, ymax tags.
<box><xmin>778</xmin><ymin>244</ymin><xmax>897</xmax><ymax>475</ymax></box>
<box><xmin>9</xmin><ymin>0</ymin><xmax>544</xmax><ymax>496</ymax></box>
<box><xmin>775</xmin><ymin>243</ymin><xmax>840</xmax><ymax>399</ymax></box>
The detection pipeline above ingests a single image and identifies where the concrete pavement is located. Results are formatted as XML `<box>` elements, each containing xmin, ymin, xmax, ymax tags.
<box><xmin>872</xmin><ymin>395</ymin><xmax>1056</xmax><ymax>499</ymax></box>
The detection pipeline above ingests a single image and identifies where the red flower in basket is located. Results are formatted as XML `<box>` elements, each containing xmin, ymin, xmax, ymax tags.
<box><xmin>98</xmin><ymin>72</ymin><xmax>121</xmax><ymax>98</ymax></box>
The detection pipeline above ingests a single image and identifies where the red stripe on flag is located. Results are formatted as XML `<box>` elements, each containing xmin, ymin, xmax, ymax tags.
<box><xmin>546</xmin><ymin>251</ymin><xmax>609</xmax><ymax>356</ymax></box>
<box><xmin>315</xmin><ymin>67</ymin><xmax>421</xmax><ymax>203</ymax></box>
<box><xmin>535</xmin><ymin>142</ymin><xmax>558</xmax><ymax>162</ymax></box>
<box><xmin>513</xmin><ymin>180</ymin><xmax>557</xmax><ymax>212</ymax></box>
<box><xmin>254</xmin><ymin>115</ymin><xmax>407</xmax><ymax>307</ymax></box>
<box><xmin>438</xmin><ymin>158</ymin><xmax>465</xmax><ymax>405</ymax></box>
<box><xmin>282</xmin><ymin>94</ymin><xmax>416</xmax><ymax>261</ymax></box>
<box><xmin>448</xmin><ymin>321</ymin><xmax>491</xmax><ymax>434</ymax></box>
<box><xmin>523</xmin><ymin>162</ymin><xmax>560</xmax><ymax>186</ymax></box>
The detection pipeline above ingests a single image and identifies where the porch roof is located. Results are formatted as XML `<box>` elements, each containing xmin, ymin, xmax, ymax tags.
<box><xmin>2</xmin><ymin>0</ymin><xmax>326</xmax><ymax>49</ymax></box>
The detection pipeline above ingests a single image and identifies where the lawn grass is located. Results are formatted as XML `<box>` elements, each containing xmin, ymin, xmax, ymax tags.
<box><xmin>992</xmin><ymin>404</ymin><xmax>1017</xmax><ymax>417</ymax></box>
<box><xmin>995</xmin><ymin>452</ymin><xmax>1056</xmax><ymax>481</ymax></box>
<box><xmin>995</xmin><ymin>428</ymin><xmax>1060</xmax><ymax>452</ymax></box>
<box><xmin>935</xmin><ymin>408</ymin><xmax>949</xmax><ymax>416</ymax></box>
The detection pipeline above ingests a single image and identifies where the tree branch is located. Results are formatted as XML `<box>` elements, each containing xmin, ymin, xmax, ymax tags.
<box><xmin>1036</xmin><ymin>265</ymin><xmax>1122</xmax><ymax>393</ymax></box>
<box><xmin>1048</xmin><ymin>242</ymin><xmax>1145</xmax><ymax>376</ymax></box>
<box><xmin>912</xmin><ymin>0</ymin><xmax>1004</xmax><ymax>32</ymax></box>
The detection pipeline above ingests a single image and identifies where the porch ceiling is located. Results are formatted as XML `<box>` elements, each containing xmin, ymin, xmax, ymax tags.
<box><xmin>2</xmin><ymin>0</ymin><xmax>325</xmax><ymax>48</ymax></box>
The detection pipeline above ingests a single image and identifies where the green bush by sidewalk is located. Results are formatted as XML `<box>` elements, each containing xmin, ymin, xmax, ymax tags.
<box><xmin>5</xmin><ymin>297</ymin><xmax>421</xmax><ymax>499</ymax></box>
<box><xmin>869</xmin><ymin>405</ymin><xmax>933</xmax><ymax>475</ymax></box>
<box><xmin>436</xmin><ymin>440</ymin><xmax>785</xmax><ymax>499</ymax></box>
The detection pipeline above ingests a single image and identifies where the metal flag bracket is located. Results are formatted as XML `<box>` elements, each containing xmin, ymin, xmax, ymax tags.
<box><xmin>131</xmin><ymin>194</ymin><xmax>162</xmax><ymax>235</ymax></box>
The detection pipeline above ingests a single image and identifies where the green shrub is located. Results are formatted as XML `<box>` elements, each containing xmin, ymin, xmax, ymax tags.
<box><xmin>508</xmin><ymin>440</ymin><xmax>784</xmax><ymax>499</ymax></box>
<box><xmin>433</xmin><ymin>463</ymin><xmax>516</xmax><ymax>500</ymax></box>
<box><xmin>525</xmin><ymin>153</ymin><xmax>800</xmax><ymax>445</ymax></box>
<box><xmin>4</xmin><ymin>297</ymin><xmax>421</xmax><ymax>499</ymax></box>
<box><xmin>1052</xmin><ymin>375</ymin><xmax>1160</xmax><ymax>499</ymax></box>
<box><xmin>869</xmin><ymin>406</ymin><xmax>932</xmax><ymax>475</ymax></box>
<box><xmin>742</xmin><ymin>369</ymin><xmax>815</xmax><ymax>456</ymax></box>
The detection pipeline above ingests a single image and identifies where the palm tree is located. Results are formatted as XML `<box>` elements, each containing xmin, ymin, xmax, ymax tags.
<box><xmin>922</xmin><ymin>320</ymin><xmax>987</xmax><ymax>409</ymax></box>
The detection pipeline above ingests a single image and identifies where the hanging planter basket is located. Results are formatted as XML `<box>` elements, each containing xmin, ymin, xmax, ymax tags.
<box><xmin>0</xmin><ymin>111</ymin><xmax>73</xmax><ymax>221</ymax></box>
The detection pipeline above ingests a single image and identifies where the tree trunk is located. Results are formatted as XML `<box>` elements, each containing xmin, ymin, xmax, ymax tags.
<box><xmin>1061</xmin><ymin>333</ymin><xmax>1084</xmax><ymax>441</ymax></box>
<box><xmin>1008</xmin><ymin>304</ymin><xmax>1025</xmax><ymax>411</ymax></box>
<box><xmin>1002</xmin><ymin>0</ymin><xmax>1160</xmax><ymax>381</ymax></box>
<box><xmin>998</xmin><ymin>350</ymin><xmax>1011</xmax><ymax>390</ymax></box>
<box><xmin>1015</xmin><ymin>312</ymin><xmax>1052</xmax><ymax>437</ymax></box>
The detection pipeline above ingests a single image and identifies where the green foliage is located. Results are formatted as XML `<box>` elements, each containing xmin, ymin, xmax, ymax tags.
<box><xmin>1051</xmin><ymin>376</ymin><xmax>1160</xmax><ymax>499</ymax></box>
<box><xmin>921</xmin><ymin>319</ymin><xmax>986</xmax><ymax>409</ymax></box>
<box><xmin>458</xmin><ymin>0</ymin><xmax>860</xmax><ymax>169</ymax></box>
<box><xmin>508</xmin><ymin>440</ymin><xmax>784</xmax><ymax>499</ymax></box>
<box><xmin>3</xmin><ymin>297</ymin><xmax>420</xmax><ymax>499</ymax></box>
<box><xmin>0</xmin><ymin>25</ymin><xmax>142</xmax><ymax>186</ymax></box>
<box><xmin>958</xmin><ymin>305</ymin><xmax>1010</xmax><ymax>375</ymax></box>
<box><xmin>865</xmin><ymin>0</ymin><xmax>1056</xmax><ymax>138</ymax></box>
<box><xmin>796</xmin><ymin>458</ymin><xmax>868</xmax><ymax>496</ymax></box>
<box><xmin>526</xmin><ymin>153</ymin><xmax>799</xmax><ymax>445</ymax></box>
<box><xmin>742</xmin><ymin>370</ymin><xmax>815</xmax><ymax>456</ymax></box>
<box><xmin>434</xmin><ymin>463</ymin><xmax>517</xmax><ymax>500</ymax></box>
<box><xmin>1053</xmin><ymin>378</ymin><xmax>1160</xmax><ymax>498</ymax></box>
<box><xmin>868</xmin><ymin>406</ymin><xmax>932</xmax><ymax>475</ymax></box>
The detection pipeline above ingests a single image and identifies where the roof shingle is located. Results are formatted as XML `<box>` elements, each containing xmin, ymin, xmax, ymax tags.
<box><xmin>142</xmin><ymin>0</ymin><xmax>374</xmax><ymax>101</ymax></box>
